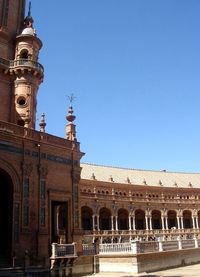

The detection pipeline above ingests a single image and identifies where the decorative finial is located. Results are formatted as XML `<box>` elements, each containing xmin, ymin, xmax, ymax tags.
<box><xmin>91</xmin><ymin>173</ymin><xmax>96</xmax><ymax>180</ymax></box>
<box><xmin>24</xmin><ymin>1</ymin><xmax>34</xmax><ymax>28</ymax></box>
<box><xmin>39</xmin><ymin>113</ymin><xmax>46</xmax><ymax>133</ymax></box>
<box><xmin>109</xmin><ymin>175</ymin><xmax>114</xmax><ymax>182</ymax></box>
<box><xmin>66</xmin><ymin>94</ymin><xmax>77</xmax><ymax>141</ymax></box>
<box><xmin>68</xmin><ymin>93</ymin><xmax>76</xmax><ymax>107</ymax></box>
<box><xmin>188</xmin><ymin>182</ymin><xmax>193</xmax><ymax>188</ymax></box>
<box><xmin>174</xmin><ymin>182</ymin><xmax>178</xmax><ymax>187</ymax></box>
<box><xmin>66</xmin><ymin>94</ymin><xmax>76</xmax><ymax>123</ymax></box>
<box><xmin>28</xmin><ymin>1</ymin><xmax>32</xmax><ymax>16</ymax></box>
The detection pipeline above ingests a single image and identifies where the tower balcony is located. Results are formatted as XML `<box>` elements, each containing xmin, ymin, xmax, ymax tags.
<box><xmin>9</xmin><ymin>59</ymin><xmax>44</xmax><ymax>79</ymax></box>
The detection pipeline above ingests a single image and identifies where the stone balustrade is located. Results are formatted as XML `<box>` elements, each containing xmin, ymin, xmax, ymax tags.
<box><xmin>97</xmin><ymin>237</ymin><xmax>200</xmax><ymax>255</ymax></box>
<box><xmin>51</xmin><ymin>242</ymin><xmax>77</xmax><ymax>258</ymax></box>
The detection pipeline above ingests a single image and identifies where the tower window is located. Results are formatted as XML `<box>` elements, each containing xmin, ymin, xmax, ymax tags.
<box><xmin>20</xmin><ymin>50</ymin><xmax>29</xmax><ymax>60</ymax></box>
<box><xmin>17</xmin><ymin>96</ymin><xmax>26</xmax><ymax>106</ymax></box>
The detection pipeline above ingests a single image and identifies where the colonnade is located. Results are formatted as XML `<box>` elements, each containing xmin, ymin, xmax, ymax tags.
<box><xmin>83</xmin><ymin>207</ymin><xmax>200</xmax><ymax>232</ymax></box>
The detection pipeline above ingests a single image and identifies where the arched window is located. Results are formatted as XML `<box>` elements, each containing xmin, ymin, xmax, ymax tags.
<box><xmin>152</xmin><ymin>210</ymin><xmax>161</xmax><ymax>229</ymax></box>
<box><xmin>20</xmin><ymin>49</ymin><xmax>29</xmax><ymax>60</ymax></box>
<box><xmin>183</xmin><ymin>210</ymin><xmax>192</xmax><ymax>229</ymax></box>
<box><xmin>118</xmin><ymin>208</ymin><xmax>128</xmax><ymax>230</ymax></box>
<box><xmin>99</xmin><ymin>207</ymin><xmax>111</xmax><ymax>230</ymax></box>
<box><xmin>135</xmin><ymin>209</ymin><xmax>145</xmax><ymax>230</ymax></box>
<box><xmin>167</xmin><ymin>210</ymin><xmax>177</xmax><ymax>229</ymax></box>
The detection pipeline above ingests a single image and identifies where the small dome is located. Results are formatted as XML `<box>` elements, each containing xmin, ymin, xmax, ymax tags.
<box><xmin>21</xmin><ymin>27</ymin><xmax>35</xmax><ymax>36</ymax></box>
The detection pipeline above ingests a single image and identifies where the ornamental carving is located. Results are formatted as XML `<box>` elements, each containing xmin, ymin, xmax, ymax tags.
<box><xmin>21</xmin><ymin>162</ymin><xmax>33</xmax><ymax>177</ymax></box>
<box><xmin>38</xmin><ymin>164</ymin><xmax>48</xmax><ymax>179</ymax></box>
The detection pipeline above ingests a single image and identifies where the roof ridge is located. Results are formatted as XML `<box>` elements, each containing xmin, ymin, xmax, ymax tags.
<box><xmin>81</xmin><ymin>162</ymin><xmax>200</xmax><ymax>175</ymax></box>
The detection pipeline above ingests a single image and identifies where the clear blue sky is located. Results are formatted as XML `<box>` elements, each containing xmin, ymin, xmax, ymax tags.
<box><xmin>30</xmin><ymin>1</ymin><xmax>200</xmax><ymax>172</ymax></box>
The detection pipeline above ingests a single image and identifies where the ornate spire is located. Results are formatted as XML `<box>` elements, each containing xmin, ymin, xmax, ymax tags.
<box><xmin>28</xmin><ymin>1</ymin><xmax>32</xmax><ymax>16</ymax></box>
<box><xmin>66</xmin><ymin>95</ymin><xmax>77</xmax><ymax>141</ymax></box>
<box><xmin>24</xmin><ymin>1</ymin><xmax>34</xmax><ymax>28</ymax></box>
<box><xmin>39</xmin><ymin>113</ymin><xmax>46</xmax><ymax>133</ymax></box>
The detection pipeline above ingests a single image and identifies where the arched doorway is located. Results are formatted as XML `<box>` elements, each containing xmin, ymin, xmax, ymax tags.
<box><xmin>135</xmin><ymin>209</ymin><xmax>145</xmax><ymax>230</ymax></box>
<box><xmin>81</xmin><ymin>206</ymin><xmax>93</xmax><ymax>230</ymax></box>
<box><xmin>198</xmin><ymin>211</ymin><xmax>200</xmax><ymax>228</ymax></box>
<box><xmin>99</xmin><ymin>208</ymin><xmax>111</xmax><ymax>230</ymax></box>
<box><xmin>168</xmin><ymin>210</ymin><xmax>177</xmax><ymax>229</ymax></box>
<box><xmin>118</xmin><ymin>208</ymin><xmax>129</xmax><ymax>230</ymax></box>
<box><xmin>183</xmin><ymin>210</ymin><xmax>192</xmax><ymax>229</ymax></box>
<box><xmin>152</xmin><ymin>210</ymin><xmax>161</xmax><ymax>229</ymax></box>
<box><xmin>0</xmin><ymin>169</ymin><xmax>13</xmax><ymax>258</ymax></box>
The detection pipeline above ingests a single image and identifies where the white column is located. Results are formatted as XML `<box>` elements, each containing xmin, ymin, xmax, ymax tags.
<box><xmin>115</xmin><ymin>216</ymin><xmax>118</xmax><ymax>230</ymax></box>
<box><xmin>132</xmin><ymin>216</ymin><xmax>136</xmax><ymax>230</ymax></box>
<box><xmin>111</xmin><ymin>216</ymin><xmax>114</xmax><ymax>231</ymax></box>
<box><xmin>177</xmin><ymin>236</ymin><xmax>182</xmax><ymax>250</ymax></box>
<box><xmin>129</xmin><ymin>216</ymin><xmax>132</xmax><ymax>230</ymax></box>
<box><xmin>145</xmin><ymin>216</ymin><xmax>149</xmax><ymax>230</ymax></box>
<box><xmin>158</xmin><ymin>238</ymin><xmax>163</xmax><ymax>251</ymax></box>
<box><xmin>165</xmin><ymin>217</ymin><xmax>169</xmax><ymax>230</ymax></box>
<box><xmin>149</xmin><ymin>217</ymin><xmax>152</xmax><ymax>230</ymax></box>
<box><xmin>196</xmin><ymin>217</ymin><xmax>199</xmax><ymax>229</ymax></box>
<box><xmin>97</xmin><ymin>215</ymin><xmax>100</xmax><ymax>231</ymax></box>
<box><xmin>181</xmin><ymin>217</ymin><xmax>184</xmax><ymax>229</ymax></box>
<box><xmin>192</xmin><ymin>216</ymin><xmax>195</xmax><ymax>229</ymax></box>
<box><xmin>161</xmin><ymin>216</ymin><xmax>165</xmax><ymax>230</ymax></box>
<box><xmin>194</xmin><ymin>235</ymin><xmax>198</xmax><ymax>248</ymax></box>
<box><xmin>92</xmin><ymin>215</ymin><xmax>95</xmax><ymax>231</ymax></box>
<box><xmin>51</xmin><ymin>243</ymin><xmax>58</xmax><ymax>258</ymax></box>
<box><xmin>177</xmin><ymin>217</ymin><xmax>180</xmax><ymax>229</ymax></box>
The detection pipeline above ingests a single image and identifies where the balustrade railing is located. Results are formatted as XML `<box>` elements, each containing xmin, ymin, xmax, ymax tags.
<box><xmin>82</xmin><ymin>244</ymin><xmax>96</xmax><ymax>255</ymax></box>
<box><xmin>99</xmin><ymin>242</ymin><xmax>132</xmax><ymax>254</ymax></box>
<box><xmin>97</xmin><ymin>237</ymin><xmax>200</xmax><ymax>255</ymax></box>
<box><xmin>10</xmin><ymin>59</ymin><xmax>44</xmax><ymax>71</ymax></box>
<box><xmin>0</xmin><ymin>58</ymin><xmax>44</xmax><ymax>71</ymax></box>
<box><xmin>51</xmin><ymin>237</ymin><xmax>200</xmax><ymax>259</ymax></box>
<box><xmin>51</xmin><ymin>243</ymin><xmax>77</xmax><ymax>258</ymax></box>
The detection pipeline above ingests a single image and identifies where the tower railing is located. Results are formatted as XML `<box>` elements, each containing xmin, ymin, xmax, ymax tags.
<box><xmin>10</xmin><ymin>59</ymin><xmax>44</xmax><ymax>71</ymax></box>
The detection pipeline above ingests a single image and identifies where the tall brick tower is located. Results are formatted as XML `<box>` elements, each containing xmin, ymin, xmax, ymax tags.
<box><xmin>0</xmin><ymin>0</ymin><xmax>26</xmax><ymax>122</ymax></box>
<box><xmin>0</xmin><ymin>1</ymin><xmax>84</xmax><ymax>270</ymax></box>
<box><xmin>0</xmin><ymin>0</ymin><xmax>43</xmax><ymax>128</ymax></box>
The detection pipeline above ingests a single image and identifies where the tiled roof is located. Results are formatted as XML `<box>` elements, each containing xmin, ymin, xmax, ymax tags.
<box><xmin>80</xmin><ymin>163</ymin><xmax>200</xmax><ymax>188</ymax></box>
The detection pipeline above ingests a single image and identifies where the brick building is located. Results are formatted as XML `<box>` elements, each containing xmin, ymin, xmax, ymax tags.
<box><xmin>0</xmin><ymin>0</ymin><xmax>83</xmax><ymax>267</ymax></box>
<box><xmin>1</xmin><ymin>0</ymin><xmax>200</xmax><ymax>273</ymax></box>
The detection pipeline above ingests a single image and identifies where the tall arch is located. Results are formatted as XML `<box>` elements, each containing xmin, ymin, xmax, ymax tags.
<box><xmin>183</xmin><ymin>210</ymin><xmax>192</xmax><ymax>229</ymax></box>
<box><xmin>0</xmin><ymin>169</ymin><xmax>14</xmax><ymax>258</ymax></box>
<box><xmin>198</xmin><ymin>211</ymin><xmax>200</xmax><ymax>228</ymax></box>
<box><xmin>0</xmin><ymin>158</ymin><xmax>21</xmax><ymax>193</ymax></box>
<box><xmin>118</xmin><ymin>208</ymin><xmax>128</xmax><ymax>230</ymax></box>
<box><xmin>135</xmin><ymin>209</ymin><xmax>145</xmax><ymax>230</ymax></box>
<box><xmin>99</xmin><ymin>207</ymin><xmax>111</xmax><ymax>230</ymax></box>
<box><xmin>81</xmin><ymin>206</ymin><xmax>93</xmax><ymax>230</ymax></box>
<box><xmin>167</xmin><ymin>210</ymin><xmax>177</xmax><ymax>229</ymax></box>
<box><xmin>152</xmin><ymin>210</ymin><xmax>161</xmax><ymax>229</ymax></box>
